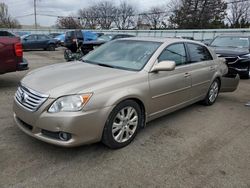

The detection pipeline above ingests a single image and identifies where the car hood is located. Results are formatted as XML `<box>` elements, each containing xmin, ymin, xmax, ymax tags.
<box><xmin>21</xmin><ymin>62</ymin><xmax>134</xmax><ymax>98</ymax></box>
<box><xmin>212</xmin><ymin>46</ymin><xmax>250</xmax><ymax>57</ymax></box>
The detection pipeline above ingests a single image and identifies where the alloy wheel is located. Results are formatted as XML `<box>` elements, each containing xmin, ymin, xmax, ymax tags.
<box><xmin>112</xmin><ymin>107</ymin><xmax>138</xmax><ymax>143</ymax></box>
<box><xmin>209</xmin><ymin>81</ymin><xmax>219</xmax><ymax>103</ymax></box>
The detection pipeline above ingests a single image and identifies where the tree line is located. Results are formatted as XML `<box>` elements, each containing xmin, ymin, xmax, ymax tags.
<box><xmin>56</xmin><ymin>0</ymin><xmax>250</xmax><ymax>30</ymax></box>
<box><xmin>0</xmin><ymin>3</ymin><xmax>21</xmax><ymax>28</ymax></box>
<box><xmin>0</xmin><ymin>0</ymin><xmax>249</xmax><ymax>29</ymax></box>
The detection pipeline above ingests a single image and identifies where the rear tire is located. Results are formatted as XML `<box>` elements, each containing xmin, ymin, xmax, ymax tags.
<box><xmin>47</xmin><ymin>44</ymin><xmax>55</xmax><ymax>51</ymax></box>
<box><xmin>102</xmin><ymin>100</ymin><xmax>142</xmax><ymax>149</ymax></box>
<box><xmin>203</xmin><ymin>79</ymin><xmax>220</xmax><ymax>106</ymax></box>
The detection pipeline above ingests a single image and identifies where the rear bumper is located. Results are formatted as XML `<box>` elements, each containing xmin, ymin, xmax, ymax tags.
<box><xmin>17</xmin><ymin>58</ymin><xmax>29</xmax><ymax>71</ymax></box>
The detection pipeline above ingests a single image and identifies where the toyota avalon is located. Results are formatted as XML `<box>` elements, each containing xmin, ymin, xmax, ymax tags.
<box><xmin>13</xmin><ymin>38</ymin><xmax>239</xmax><ymax>149</ymax></box>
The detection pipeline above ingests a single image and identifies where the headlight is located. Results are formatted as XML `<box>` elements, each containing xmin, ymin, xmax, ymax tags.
<box><xmin>48</xmin><ymin>93</ymin><xmax>92</xmax><ymax>113</ymax></box>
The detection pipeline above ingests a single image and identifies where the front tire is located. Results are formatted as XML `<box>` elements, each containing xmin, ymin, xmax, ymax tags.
<box><xmin>241</xmin><ymin>66</ymin><xmax>250</xmax><ymax>79</ymax></box>
<box><xmin>102</xmin><ymin>100</ymin><xmax>142</xmax><ymax>149</ymax></box>
<box><xmin>203</xmin><ymin>79</ymin><xmax>220</xmax><ymax>106</ymax></box>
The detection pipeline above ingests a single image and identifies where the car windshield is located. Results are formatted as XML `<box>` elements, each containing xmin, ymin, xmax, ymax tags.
<box><xmin>211</xmin><ymin>36</ymin><xmax>249</xmax><ymax>48</ymax></box>
<box><xmin>97</xmin><ymin>34</ymin><xmax>114</xmax><ymax>42</ymax></box>
<box><xmin>82</xmin><ymin>40</ymin><xmax>161</xmax><ymax>71</ymax></box>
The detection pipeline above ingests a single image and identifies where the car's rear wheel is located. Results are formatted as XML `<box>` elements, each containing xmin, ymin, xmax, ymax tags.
<box><xmin>102</xmin><ymin>100</ymin><xmax>142</xmax><ymax>149</ymax></box>
<box><xmin>203</xmin><ymin>79</ymin><xmax>220</xmax><ymax>106</ymax></box>
<box><xmin>47</xmin><ymin>44</ymin><xmax>55</xmax><ymax>51</ymax></box>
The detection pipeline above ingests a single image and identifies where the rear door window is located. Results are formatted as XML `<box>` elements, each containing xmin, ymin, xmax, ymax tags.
<box><xmin>37</xmin><ymin>35</ymin><xmax>49</xmax><ymax>40</ymax></box>
<box><xmin>25</xmin><ymin>35</ymin><xmax>37</xmax><ymax>40</ymax></box>
<box><xmin>76</xmin><ymin>31</ymin><xmax>83</xmax><ymax>39</ymax></box>
<box><xmin>186</xmin><ymin>43</ymin><xmax>213</xmax><ymax>63</ymax></box>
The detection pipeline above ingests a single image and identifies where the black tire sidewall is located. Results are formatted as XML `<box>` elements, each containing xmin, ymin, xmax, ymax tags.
<box><xmin>48</xmin><ymin>44</ymin><xmax>55</xmax><ymax>51</ymax></box>
<box><xmin>102</xmin><ymin>100</ymin><xmax>142</xmax><ymax>149</ymax></box>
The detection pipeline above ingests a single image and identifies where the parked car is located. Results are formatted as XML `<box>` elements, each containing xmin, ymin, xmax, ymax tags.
<box><xmin>209</xmin><ymin>35</ymin><xmax>250</xmax><ymax>79</ymax></box>
<box><xmin>64</xmin><ymin>30</ymin><xmax>98</xmax><ymax>53</ymax></box>
<box><xmin>21</xmin><ymin>34</ymin><xmax>58</xmax><ymax>51</ymax></box>
<box><xmin>54</xmin><ymin>33</ymin><xmax>65</xmax><ymax>46</ymax></box>
<box><xmin>81</xmin><ymin>33</ymin><xmax>135</xmax><ymax>55</ymax></box>
<box><xmin>0</xmin><ymin>31</ymin><xmax>28</xmax><ymax>74</ymax></box>
<box><xmin>13</xmin><ymin>38</ymin><xmax>239</xmax><ymax>149</ymax></box>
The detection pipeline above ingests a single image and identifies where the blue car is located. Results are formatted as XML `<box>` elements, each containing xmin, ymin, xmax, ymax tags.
<box><xmin>21</xmin><ymin>34</ymin><xmax>58</xmax><ymax>51</ymax></box>
<box><xmin>54</xmin><ymin>33</ymin><xmax>65</xmax><ymax>46</ymax></box>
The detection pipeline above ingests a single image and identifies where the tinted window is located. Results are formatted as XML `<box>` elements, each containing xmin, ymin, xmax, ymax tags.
<box><xmin>76</xmin><ymin>31</ymin><xmax>83</xmax><ymax>39</ymax></box>
<box><xmin>0</xmin><ymin>31</ymin><xmax>15</xmax><ymax>37</ymax></box>
<box><xmin>25</xmin><ymin>35</ymin><xmax>36</xmax><ymax>40</ymax></box>
<box><xmin>187</xmin><ymin>43</ymin><xmax>212</xmax><ymax>63</ymax></box>
<box><xmin>65</xmin><ymin>31</ymin><xmax>75</xmax><ymax>38</ymax></box>
<box><xmin>37</xmin><ymin>35</ymin><xmax>49</xmax><ymax>40</ymax></box>
<box><xmin>158</xmin><ymin>43</ymin><xmax>187</xmax><ymax>66</ymax></box>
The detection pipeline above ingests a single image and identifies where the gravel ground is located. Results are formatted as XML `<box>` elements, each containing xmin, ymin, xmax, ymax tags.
<box><xmin>0</xmin><ymin>48</ymin><xmax>249</xmax><ymax>188</ymax></box>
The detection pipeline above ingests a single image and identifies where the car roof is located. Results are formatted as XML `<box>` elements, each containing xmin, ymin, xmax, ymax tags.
<box><xmin>118</xmin><ymin>37</ymin><xmax>204</xmax><ymax>45</ymax></box>
<box><xmin>217</xmin><ymin>34</ymin><xmax>250</xmax><ymax>37</ymax></box>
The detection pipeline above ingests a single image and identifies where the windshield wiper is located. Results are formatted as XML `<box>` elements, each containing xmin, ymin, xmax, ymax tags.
<box><xmin>96</xmin><ymin>63</ymin><xmax>115</xmax><ymax>68</ymax></box>
<box><xmin>82</xmin><ymin>59</ymin><xmax>115</xmax><ymax>68</ymax></box>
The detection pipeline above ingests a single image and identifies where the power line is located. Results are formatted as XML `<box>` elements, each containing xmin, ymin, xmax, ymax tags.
<box><xmin>14</xmin><ymin>13</ymin><xmax>34</xmax><ymax>18</ymax></box>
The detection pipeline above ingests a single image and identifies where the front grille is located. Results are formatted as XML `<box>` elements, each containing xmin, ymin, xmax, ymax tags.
<box><xmin>218</xmin><ymin>55</ymin><xmax>239</xmax><ymax>64</ymax></box>
<box><xmin>15</xmin><ymin>85</ymin><xmax>48</xmax><ymax>112</ymax></box>
<box><xmin>224</xmin><ymin>57</ymin><xmax>239</xmax><ymax>64</ymax></box>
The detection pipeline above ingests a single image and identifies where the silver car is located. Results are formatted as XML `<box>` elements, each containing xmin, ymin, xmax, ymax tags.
<box><xmin>13</xmin><ymin>38</ymin><xmax>239</xmax><ymax>149</ymax></box>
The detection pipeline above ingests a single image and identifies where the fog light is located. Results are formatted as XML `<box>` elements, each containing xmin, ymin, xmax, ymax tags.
<box><xmin>58</xmin><ymin>132</ymin><xmax>71</xmax><ymax>141</ymax></box>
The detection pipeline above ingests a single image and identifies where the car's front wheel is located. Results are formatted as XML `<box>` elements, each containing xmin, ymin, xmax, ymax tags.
<box><xmin>203</xmin><ymin>79</ymin><xmax>220</xmax><ymax>106</ymax></box>
<box><xmin>102</xmin><ymin>100</ymin><xmax>142</xmax><ymax>149</ymax></box>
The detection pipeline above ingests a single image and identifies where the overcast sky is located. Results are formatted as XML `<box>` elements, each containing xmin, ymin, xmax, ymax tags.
<box><xmin>3</xmin><ymin>0</ymin><xmax>170</xmax><ymax>26</ymax></box>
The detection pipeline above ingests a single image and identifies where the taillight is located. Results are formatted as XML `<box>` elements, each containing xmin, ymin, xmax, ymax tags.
<box><xmin>15</xmin><ymin>43</ymin><xmax>23</xmax><ymax>57</ymax></box>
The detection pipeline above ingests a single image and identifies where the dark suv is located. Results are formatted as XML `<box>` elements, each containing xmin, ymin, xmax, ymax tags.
<box><xmin>64</xmin><ymin>30</ymin><xmax>83</xmax><ymax>53</ymax></box>
<box><xmin>210</xmin><ymin>35</ymin><xmax>250</xmax><ymax>79</ymax></box>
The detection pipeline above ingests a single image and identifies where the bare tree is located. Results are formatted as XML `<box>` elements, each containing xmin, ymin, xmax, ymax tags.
<box><xmin>141</xmin><ymin>7</ymin><xmax>167</xmax><ymax>29</ymax></box>
<box><xmin>227</xmin><ymin>0</ymin><xmax>250</xmax><ymax>28</ymax></box>
<box><xmin>56</xmin><ymin>16</ymin><xmax>82</xmax><ymax>29</ymax></box>
<box><xmin>0</xmin><ymin>2</ymin><xmax>21</xmax><ymax>28</ymax></box>
<box><xmin>114</xmin><ymin>1</ymin><xmax>136</xmax><ymax>29</ymax></box>
<box><xmin>94</xmin><ymin>1</ymin><xmax>117</xmax><ymax>29</ymax></box>
<box><xmin>78</xmin><ymin>6</ymin><xmax>99</xmax><ymax>29</ymax></box>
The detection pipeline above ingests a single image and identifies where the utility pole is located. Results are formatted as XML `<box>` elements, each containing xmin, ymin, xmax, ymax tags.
<box><xmin>34</xmin><ymin>0</ymin><xmax>37</xmax><ymax>29</ymax></box>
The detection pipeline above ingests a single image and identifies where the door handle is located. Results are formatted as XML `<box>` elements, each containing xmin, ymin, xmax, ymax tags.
<box><xmin>184</xmin><ymin>72</ymin><xmax>191</xmax><ymax>77</ymax></box>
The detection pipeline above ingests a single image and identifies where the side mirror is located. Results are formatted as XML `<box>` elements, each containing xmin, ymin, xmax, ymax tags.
<box><xmin>151</xmin><ymin>61</ymin><xmax>176</xmax><ymax>72</ymax></box>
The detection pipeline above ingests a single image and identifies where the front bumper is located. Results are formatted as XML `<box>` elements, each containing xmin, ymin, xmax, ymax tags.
<box><xmin>13</xmin><ymin>98</ymin><xmax>113</xmax><ymax>147</ymax></box>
